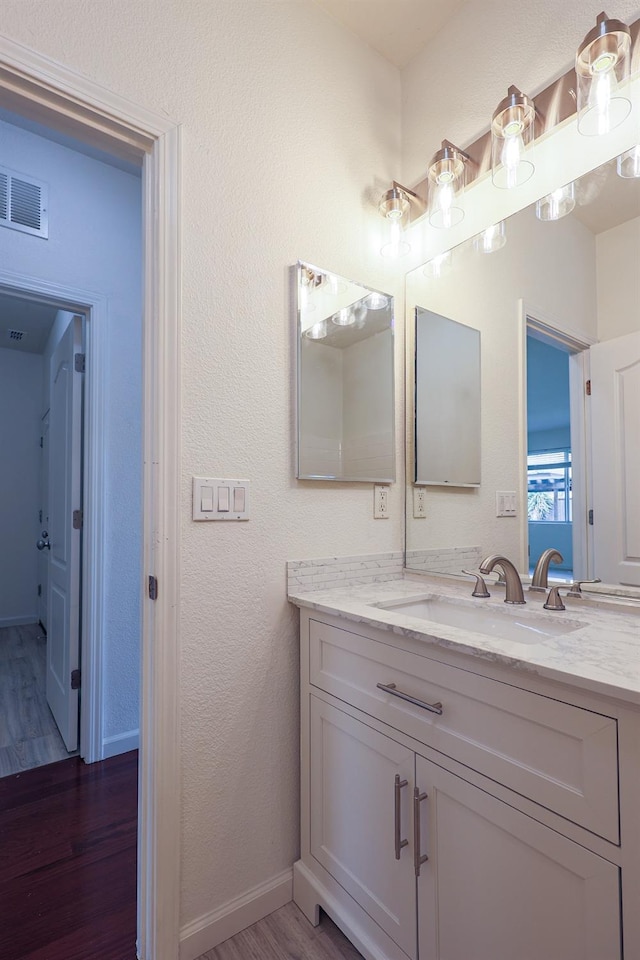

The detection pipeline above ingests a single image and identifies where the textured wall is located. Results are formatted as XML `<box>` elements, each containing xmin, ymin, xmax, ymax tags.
<box><xmin>596</xmin><ymin>216</ymin><xmax>640</xmax><ymax>340</ymax></box>
<box><xmin>0</xmin><ymin>0</ymin><xmax>404</xmax><ymax>929</ymax></box>
<box><xmin>0</xmin><ymin>119</ymin><xmax>142</xmax><ymax>746</ymax></box>
<box><xmin>0</xmin><ymin>348</ymin><xmax>42</xmax><ymax>624</ymax></box>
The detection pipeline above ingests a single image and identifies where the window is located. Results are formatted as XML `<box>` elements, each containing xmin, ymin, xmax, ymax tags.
<box><xmin>527</xmin><ymin>449</ymin><xmax>572</xmax><ymax>522</ymax></box>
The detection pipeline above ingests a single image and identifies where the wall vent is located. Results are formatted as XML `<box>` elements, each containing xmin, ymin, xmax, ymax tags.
<box><xmin>8</xmin><ymin>329</ymin><xmax>26</xmax><ymax>342</ymax></box>
<box><xmin>0</xmin><ymin>166</ymin><xmax>48</xmax><ymax>239</ymax></box>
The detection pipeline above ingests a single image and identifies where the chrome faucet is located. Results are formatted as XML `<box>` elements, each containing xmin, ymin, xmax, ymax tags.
<box><xmin>479</xmin><ymin>554</ymin><xmax>526</xmax><ymax>604</ymax></box>
<box><xmin>530</xmin><ymin>548</ymin><xmax>564</xmax><ymax>591</ymax></box>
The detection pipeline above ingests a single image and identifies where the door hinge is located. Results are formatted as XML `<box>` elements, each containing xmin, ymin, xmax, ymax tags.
<box><xmin>585</xmin><ymin>379</ymin><xmax>591</xmax><ymax>396</ymax></box>
<box><xmin>40</xmin><ymin>436</ymin><xmax>43</xmax><ymax>448</ymax></box>
<box><xmin>74</xmin><ymin>352</ymin><xmax>86</xmax><ymax>373</ymax></box>
<box><xmin>148</xmin><ymin>575</ymin><xmax>158</xmax><ymax>601</ymax></box>
<box><xmin>588</xmin><ymin>509</ymin><xmax>594</xmax><ymax>526</ymax></box>
<box><xmin>71</xmin><ymin>668</ymin><xmax>81</xmax><ymax>690</ymax></box>
<box><xmin>37</xmin><ymin>584</ymin><xmax>42</xmax><ymax>597</ymax></box>
<box><xmin>39</xmin><ymin>509</ymin><xmax>43</xmax><ymax>523</ymax></box>
<box><xmin>73</xmin><ymin>509</ymin><xmax>83</xmax><ymax>530</ymax></box>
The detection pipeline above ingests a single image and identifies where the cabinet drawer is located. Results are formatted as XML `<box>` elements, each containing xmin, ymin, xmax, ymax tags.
<box><xmin>309</xmin><ymin>618</ymin><xmax>619</xmax><ymax>843</ymax></box>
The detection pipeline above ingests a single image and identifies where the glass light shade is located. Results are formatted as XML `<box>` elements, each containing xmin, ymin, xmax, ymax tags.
<box><xmin>576</xmin><ymin>15</ymin><xmax>631</xmax><ymax>136</ymax></box>
<box><xmin>491</xmin><ymin>87</ymin><xmax>535</xmax><ymax>189</ymax></box>
<box><xmin>428</xmin><ymin>142</ymin><xmax>466</xmax><ymax>229</ymax></box>
<box><xmin>379</xmin><ymin>186</ymin><xmax>411</xmax><ymax>257</ymax></box>
<box><xmin>617</xmin><ymin>146</ymin><xmax>640</xmax><ymax>178</ymax></box>
<box><xmin>423</xmin><ymin>250</ymin><xmax>452</xmax><ymax>279</ymax></box>
<box><xmin>367</xmin><ymin>292</ymin><xmax>389</xmax><ymax>310</ymax></box>
<box><xmin>305</xmin><ymin>319</ymin><xmax>327</xmax><ymax>340</ymax></box>
<box><xmin>331</xmin><ymin>306</ymin><xmax>356</xmax><ymax>326</ymax></box>
<box><xmin>536</xmin><ymin>182</ymin><xmax>576</xmax><ymax>221</ymax></box>
<box><xmin>473</xmin><ymin>221</ymin><xmax>506</xmax><ymax>253</ymax></box>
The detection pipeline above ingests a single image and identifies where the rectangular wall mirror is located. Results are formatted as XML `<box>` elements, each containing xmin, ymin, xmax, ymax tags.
<box><xmin>415</xmin><ymin>307</ymin><xmax>480</xmax><ymax>486</ymax></box>
<box><xmin>405</xmin><ymin>153</ymin><xmax>640</xmax><ymax>592</ymax></box>
<box><xmin>296</xmin><ymin>261</ymin><xmax>395</xmax><ymax>482</ymax></box>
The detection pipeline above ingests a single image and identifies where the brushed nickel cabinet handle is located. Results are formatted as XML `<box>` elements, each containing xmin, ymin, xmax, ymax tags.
<box><xmin>394</xmin><ymin>774</ymin><xmax>409</xmax><ymax>860</ymax></box>
<box><xmin>413</xmin><ymin>786</ymin><xmax>429</xmax><ymax>877</ymax></box>
<box><xmin>377</xmin><ymin>681</ymin><xmax>443</xmax><ymax>716</ymax></box>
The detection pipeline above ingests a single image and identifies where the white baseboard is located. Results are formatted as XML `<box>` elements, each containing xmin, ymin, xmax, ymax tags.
<box><xmin>0</xmin><ymin>615</ymin><xmax>39</xmax><ymax>628</ymax></box>
<box><xmin>179</xmin><ymin>867</ymin><xmax>293</xmax><ymax>960</ymax></box>
<box><xmin>102</xmin><ymin>729</ymin><xmax>139</xmax><ymax>759</ymax></box>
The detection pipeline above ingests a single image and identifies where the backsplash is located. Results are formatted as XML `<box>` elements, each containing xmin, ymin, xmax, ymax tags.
<box><xmin>405</xmin><ymin>545</ymin><xmax>482</xmax><ymax>575</ymax></box>
<box><xmin>287</xmin><ymin>552</ymin><xmax>403</xmax><ymax>593</ymax></box>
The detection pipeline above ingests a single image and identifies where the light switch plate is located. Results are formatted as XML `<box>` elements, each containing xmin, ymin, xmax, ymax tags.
<box><xmin>193</xmin><ymin>477</ymin><xmax>251</xmax><ymax>521</ymax></box>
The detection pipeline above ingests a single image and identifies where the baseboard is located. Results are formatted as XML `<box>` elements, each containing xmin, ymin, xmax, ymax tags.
<box><xmin>179</xmin><ymin>867</ymin><xmax>293</xmax><ymax>960</ymax></box>
<box><xmin>102</xmin><ymin>729</ymin><xmax>139</xmax><ymax>759</ymax></box>
<box><xmin>0</xmin><ymin>615</ymin><xmax>39</xmax><ymax>628</ymax></box>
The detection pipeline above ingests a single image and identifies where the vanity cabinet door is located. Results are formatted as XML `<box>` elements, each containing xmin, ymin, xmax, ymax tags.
<box><xmin>415</xmin><ymin>755</ymin><xmax>621</xmax><ymax>960</ymax></box>
<box><xmin>309</xmin><ymin>696</ymin><xmax>417</xmax><ymax>959</ymax></box>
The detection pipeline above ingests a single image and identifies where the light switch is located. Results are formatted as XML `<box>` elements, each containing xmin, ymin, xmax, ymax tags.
<box><xmin>496</xmin><ymin>490</ymin><xmax>517</xmax><ymax>517</ymax></box>
<box><xmin>218</xmin><ymin>486</ymin><xmax>230</xmax><ymax>512</ymax></box>
<box><xmin>201</xmin><ymin>486</ymin><xmax>214</xmax><ymax>512</ymax></box>
<box><xmin>233</xmin><ymin>486</ymin><xmax>245</xmax><ymax>512</ymax></box>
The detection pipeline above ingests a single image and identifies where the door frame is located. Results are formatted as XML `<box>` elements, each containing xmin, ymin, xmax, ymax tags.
<box><xmin>518</xmin><ymin>300</ymin><xmax>595</xmax><ymax>580</ymax></box>
<box><xmin>0</xmin><ymin>34</ymin><xmax>181</xmax><ymax>960</ymax></box>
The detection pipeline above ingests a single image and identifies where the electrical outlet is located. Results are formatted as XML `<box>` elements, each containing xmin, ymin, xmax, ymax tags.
<box><xmin>374</xmin><ymin>484</ymin><xmax>389</xmax><ymax>519</ymax></box>
<box><xmin>413</xmin><ymin>486</ymin><xmax>427</xmax><ymax>518</ymax></box>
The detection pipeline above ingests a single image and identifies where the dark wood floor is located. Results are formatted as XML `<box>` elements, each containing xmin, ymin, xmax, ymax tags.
<box><xmin>0</xmin><ymin>750</ymin><xmax>138</xmax><ymax>960</ymax></box>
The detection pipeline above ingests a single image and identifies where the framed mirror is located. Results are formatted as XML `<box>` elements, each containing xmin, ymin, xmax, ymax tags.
<box><xmin>296</xmin><ymin>261</ymin><xmax>395</xmax><ymax>481</ymax></box>
<box><xmin>415</xmin><ymin>307</ymin><xmax>481</xmax><ymax>487</ymax></box>
<box><xmin>406</xmin><ymin>155</ymin><xmax>640</xmax><ymax>592</ymax></box>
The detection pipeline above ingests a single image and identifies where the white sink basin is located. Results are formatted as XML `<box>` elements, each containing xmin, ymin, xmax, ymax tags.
<box><xmin>376</xmin><ymin>596</ymin><xmax>586</xmax><ymax>645</ymax></box>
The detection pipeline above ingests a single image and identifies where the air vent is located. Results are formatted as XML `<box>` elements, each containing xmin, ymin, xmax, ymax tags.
<box><xmin>8</xmin><ymin>329</ymin><xmax>26</xmax><ymax>342</ymax></box>
<box><xmin>0</xmin><ymin>166</ymin><xmax>48</xmax><ymax>239</ymax></box>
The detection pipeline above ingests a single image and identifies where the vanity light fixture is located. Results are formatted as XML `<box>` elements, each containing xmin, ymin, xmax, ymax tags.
<box><xmin>576</xmin><ymin>12</ymin><xmax>631</xmax><ymax>136</ymax></box>
<box><xmin>473</xmin><ymin>220</ymin><xmax>506</xmax><ymax>253</ymax></box>
<box><xmin>423</xmin><ymin>250</ymin><xmax>452</xmax><ymax>279</ymax></box>
<box><xmin>617</xmin><ymin>145</ymin><xmax>640</xmax><ymax>178</ymax></box>
<box><xmin>366</xmin><ymin>292</ymin><xmax>389</xmax><ymax>310</ymax></box>
<box><xmin>428</xmin><ymin>141</ymin><xmax>468</xmax><ymax>228</ymax></box>
<box><xmin>535</xmin><ymin>182</ymin><xmax>576</xmax><ymax>221</ymax></box>
<box><xmin>378</xmin><ymin>186</ymin><xmax>411</xmax><ymax>258</ymax></box>
<box><xmin>491</xmin><ymin>86</ymin><xmax>536</xmax><ymax>189</ymax></box>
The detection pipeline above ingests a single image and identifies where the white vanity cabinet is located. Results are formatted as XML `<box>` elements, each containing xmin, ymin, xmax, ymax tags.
<box><xmin>294</xmin><ymin>608</ymin><xmax>634</xmax><ymax>960</ymax></box>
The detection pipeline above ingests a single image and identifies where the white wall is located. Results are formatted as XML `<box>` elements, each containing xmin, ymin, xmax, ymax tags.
<box><xmin>596</xmin><ymin>215</ymin><xmax>640</xmax><ymax>341</ymax></box>
<box><xmin>406</xmin><ymin>204</ymin><xmax>596</xmax><ymax>568</ymax></box>
<box><xmin>0</xmin><ymin>348</ymin><xmax>43</xmax><ymax>625</ymax></box>
<box><xmin>299</xmin><ymin>339</ymin><xmax>343</xmax><ymax>477</ymax></box>
<box><xmin>0</xmin><ymin>0</ymin><xmax>404</xmax><ymax>935</ymax></box>
<box><xmin>343</xmin><ymin>329</ymin><xmax>394</xmax><ymax>479</ymax></box>
<box><xmin>0</xmin><ymin>119</ymin><xmax>142</xmax><ymax>750</ymax></box>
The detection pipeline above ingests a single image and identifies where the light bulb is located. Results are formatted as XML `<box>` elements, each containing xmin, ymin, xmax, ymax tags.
<box><xmin>474</xmin><ymin>221</ymin><xmax>506</xmax><ymax>254</ymax></box>
<box><xmin>501</xmin><ymin>133</ymin><xmax>525</xmax><ymax>190</ymax></box>
<box><xmin>591</xmin><ymin>68</ymin><xmax>614</xmax><ymax>136</ymax></box>
<box><xmin>332</xmin><ymin>307</ymin><xmax>356</xmax><ymax>326</ymax></box>
<box><xmin>305</xmin><ymin>320</ymin><xmax>327</xmax><ymax>340</ymax></box>
<box><xmin>617</xmin><ymin>146</ymin><xmax>640</xmax><ymax>179</ymax></box>
<box><xmin>367</xmin><ymin>292</ymin><xmax>388</xmax><ymax>310</ymax></box>
<box><xmin>380</xmin><ymin>219</ymin><xmax>410</xmax><ymax>258</ymax></box>
<box><xmin>423</xmin><ymin>250</ymin><xmax>452</xmax><ymax>279</ymax></box>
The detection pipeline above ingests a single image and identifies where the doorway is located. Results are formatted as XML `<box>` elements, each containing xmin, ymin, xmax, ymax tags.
<box><xmin>0</xmin><ymin>32</ymin><xmax>181</xmax><ymax>960</ymax></box>
<box><xmin>523</xmin><ymin>315</ymin><xmax>591</xmax><ymax>584</ymax></box>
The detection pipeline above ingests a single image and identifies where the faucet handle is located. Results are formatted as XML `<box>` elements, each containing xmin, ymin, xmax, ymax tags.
<box><xmin>567</xmin><ymin>578</ymin><xmax>601</xmax><ymax>598</ymax></box>
<box><xmin>543</xmin><ymin>586</ymin><xmax>566</xmax><ymax>611</ymax></box>
<box><xmin>461</xmin><ymin>569</ymin><xmax>490</xmax><ymax>598</ymax></box>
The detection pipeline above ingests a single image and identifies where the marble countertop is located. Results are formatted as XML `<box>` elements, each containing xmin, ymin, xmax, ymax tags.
<box><xmin>288</xmin><ymin>573</ymin><xmax>640</xmax><ymax>706</ymax></box>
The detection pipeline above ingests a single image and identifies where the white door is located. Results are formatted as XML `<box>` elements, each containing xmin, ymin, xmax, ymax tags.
<box><xmin>590</xmin><ymin>332</ymin><xmax>640</xmax><ymax>586</ymax></box>
<box><xmin>415</xmin><ymin>755</ymin><xmax>621</xmax><ymax>960</ymax></box>
<box><xmin>37</xmin><ymin>410</ymin><xmax>50</xmax><ymax>629</ymax></box>
<box><xmin>309</xmin><ymin>697</ymin><xmax>417</xmax><ymax>959</ymax></box>
<box><xmin>46</xmin><ymin>315</ymin><xmax>83</xmax><ymax>751</ymax></box>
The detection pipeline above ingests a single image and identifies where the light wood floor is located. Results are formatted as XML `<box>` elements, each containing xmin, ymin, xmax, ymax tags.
<box><xmin>0</xmin><ymin>622</ymin><xmax>72</xmax><ymax>778</ymax></box>
<box><xmin>195</xmin><ymin>902</ymin><xmax>364</xmax><ymax>960</ymax></box>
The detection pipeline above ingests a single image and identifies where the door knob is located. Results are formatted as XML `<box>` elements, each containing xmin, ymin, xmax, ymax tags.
<box><xmin>37</xmin><ymin>531</ymin><xmax>50</xmax><ymax>551</ymax></box>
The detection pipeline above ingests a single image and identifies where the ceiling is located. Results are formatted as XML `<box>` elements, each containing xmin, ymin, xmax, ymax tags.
<box><xmin>312</xmin><ymin>0</ymin><xmax>466</xmax><ymax>68</ymax></box>
<box><xmin>0</xmin><ymin>293</ymin><xmax>58</xmax><ymax>355</ymax></box>
<box><xmin>573</xmin><ymin>158</ymin><xmax>640</xmax><ymax>235</ymax></box>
